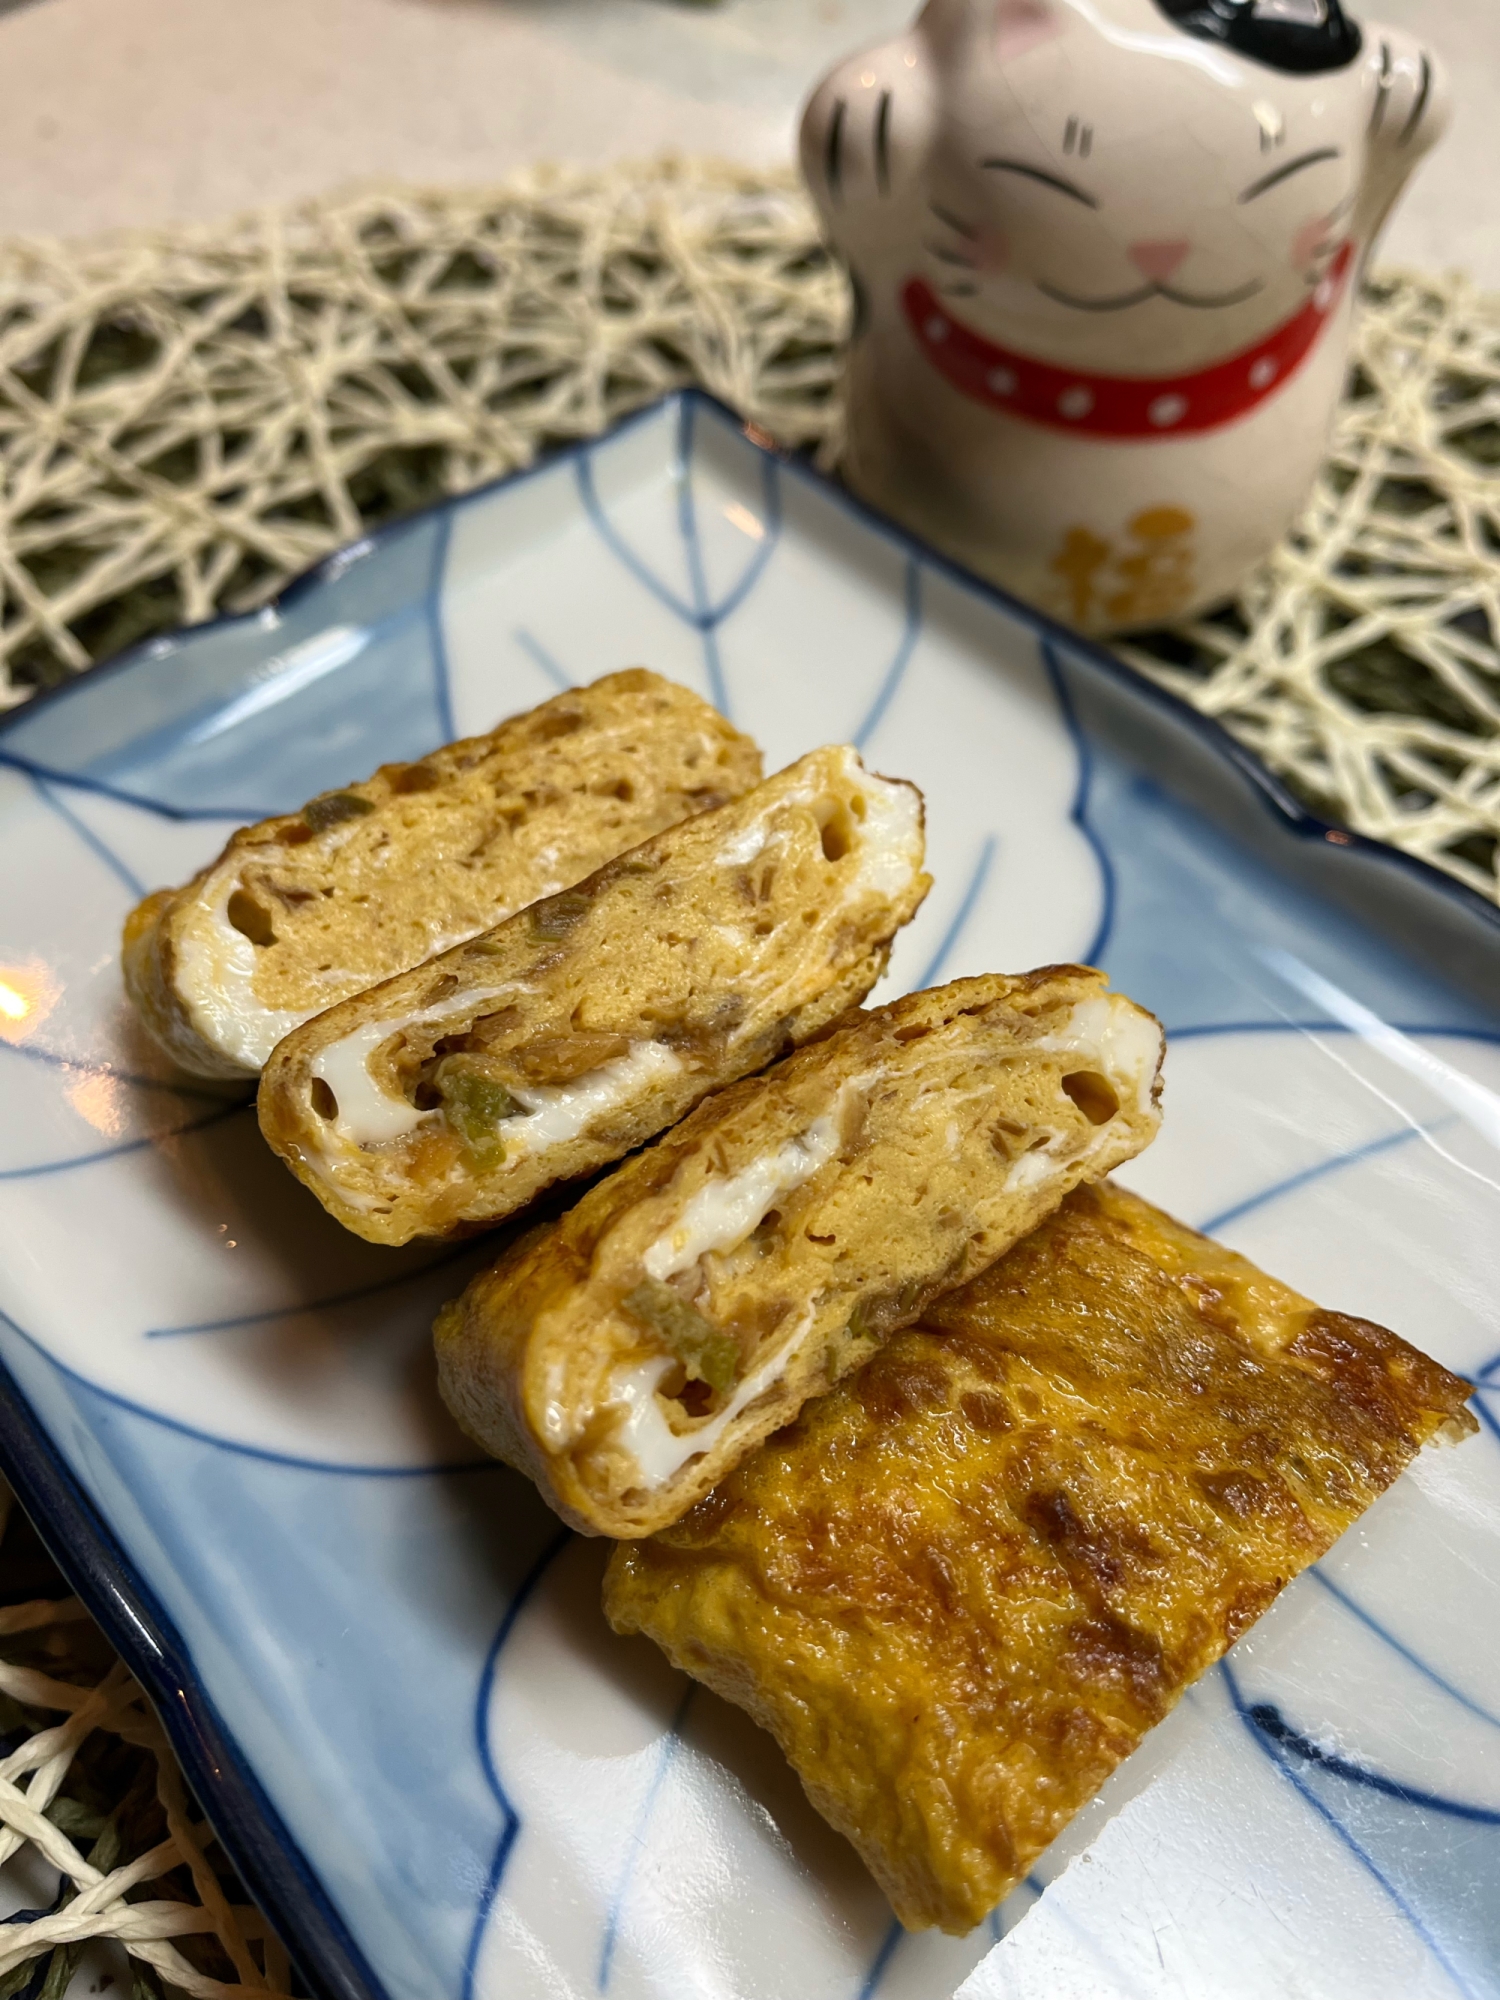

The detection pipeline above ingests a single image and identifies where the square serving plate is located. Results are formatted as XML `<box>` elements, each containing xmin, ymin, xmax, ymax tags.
<box><xmin>0</xmin><ymin>391</ymin><xmax>1498</xmax><ymax>2000</ymax></box>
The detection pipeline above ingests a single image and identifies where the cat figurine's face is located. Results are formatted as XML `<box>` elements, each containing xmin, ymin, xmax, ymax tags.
<box><xmin>809</xmin><ymin>0</ymin><xmax>1441</xmax><ymax>375</ymax></box>
<box><xmin>924</xmin><ymin>0</ymin><xmax>1365</xmax><ymax>370</ymax></box>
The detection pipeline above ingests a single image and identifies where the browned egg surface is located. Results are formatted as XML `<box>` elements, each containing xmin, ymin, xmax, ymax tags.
<box><xmin>192</xmin><ymin>669</ymin><xmax>759</xmax><ymax>1017</ymax></box>
<box><xmin>605</xmin><ymin>1180</ymin><xmax>1474</xmax><ymax>1933</ymax></box>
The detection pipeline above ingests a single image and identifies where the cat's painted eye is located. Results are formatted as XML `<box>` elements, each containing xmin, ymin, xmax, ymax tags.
<box><xmin>1239</xmin><ymin>146</ymin><xmax>1342</xmax><ymax>202</ymax></box>
<box><xmin>981</xmin><ymin>159</ymin><xmax>1099</xmax><ymax>209</ymax></box>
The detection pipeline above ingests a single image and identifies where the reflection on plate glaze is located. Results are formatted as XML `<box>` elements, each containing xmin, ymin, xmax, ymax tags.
<box><xmin>0</xmin><ymin>956</ymin><xmax>60</xmax><ymax>1042</ymax></box>
<box><xmin>0</xmin><ymin>395</ymin><xmax>1495</xmax><ymax>2000</ymax></box>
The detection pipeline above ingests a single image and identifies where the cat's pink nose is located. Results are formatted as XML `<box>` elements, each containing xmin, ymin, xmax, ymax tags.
<box><xmin>1129</xmin><ymin>239</ymin><xmax>1191</xmax><ymax>283</ymax></box>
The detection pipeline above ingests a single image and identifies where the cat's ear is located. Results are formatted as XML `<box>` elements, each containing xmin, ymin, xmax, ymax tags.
<box><xmin>993</xmin><ymin>0</ymin><xmax>1062</xmax><ymax>61</ymax></box>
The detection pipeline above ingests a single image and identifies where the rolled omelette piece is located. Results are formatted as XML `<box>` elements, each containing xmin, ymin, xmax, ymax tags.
<box><xmin>605</xmin><ymin>1179</ymin><xmax>1477</xmax><ymax>1934</ymax></box>
<box><xmin>258</xmin><ymin>744</ymin><xmax>929</xmax><ymax>1246</ymax></box>
<box><xmin>123</xmin><ymin>669</ymin><xmax>762</xmax><ymax>1079</ymax></box>
<box><xmin>434</xmin><ymin>968</ymin><xmax>1165</xmax><ymax>1536</ymax></box>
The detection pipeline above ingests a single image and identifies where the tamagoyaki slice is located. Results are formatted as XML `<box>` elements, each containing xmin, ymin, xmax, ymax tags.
<box><xmin>258</xmin><ymin>744</ymin><xmax>929</xmax><ymax>1245</ymax></box>
<box><xmin>435</xmin><ymin>967</ymin><xmax>1165</xmax><ymax>1536</ymax></box>
<box><xmin>123</xmin><ymin>669</ymin><xmax>762</xmax><ymax>1079</ymax></box>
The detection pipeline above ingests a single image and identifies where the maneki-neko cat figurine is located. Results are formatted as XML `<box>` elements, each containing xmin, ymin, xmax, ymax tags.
<box><xmin>801</xmin><ymin>0</ymin><xmax>1445</xmax><ymax>632</ymax></box>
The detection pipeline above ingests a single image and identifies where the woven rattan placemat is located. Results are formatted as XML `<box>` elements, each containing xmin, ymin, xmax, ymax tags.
<box><xmin>0</xmin><ymin>159</ymin><xmax>1496</xmax><ymax>1999</ymax></box>
<box><xmin>2</xmin><ymin>161</ymin><xmax>1497</xmax><ymax>898</ymax></box>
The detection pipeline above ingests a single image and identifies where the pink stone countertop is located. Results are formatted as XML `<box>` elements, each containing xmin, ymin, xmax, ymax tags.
<box><xmin>0</xmin><ymin>0</ymin><xmax>1494</xmax><ymax>281</ymax></box>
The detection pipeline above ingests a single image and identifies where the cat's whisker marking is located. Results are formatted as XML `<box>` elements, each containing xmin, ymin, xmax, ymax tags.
<box><xmin>874</xmin><ymin>89</ymin><xmax>893</xmax><ymax>195</ymax></box>
<box><xmin>925</xmin><ymin>244</ymin><xmax>979</xmax><ymax>268</ymax></box>
<box><xmin>1079</xmin><ymin>125</ymin><xmax>1094</xmax><ymax>159</ymax></box>
<box><xmin>825</xmin><ymin>98</ymin><xmax>846</xmax><ymax>200</ymax></box>
<box><xmin>1369</xmin><ymin>38</ymin><xmax>1393</xmax><ymax>136</ymax></box>
<box><xmin>1238</xmin><ymin>147</ymin><xmax>1343</xmax><ymax>202</ymax></box>
<box><xmin>929</xmin><ymin>202</ymin><xmax>980</xmax><ymax>239</ymax></box>
<box><xmin>1400</xmin><ymin>53</ymin><xmax>1433</xmax><ymax>146</ymax></box>
<box><xmin>1064</xmin><ymin>115</ymin><xmax>1078</xmax><ymax>156</ymax></box>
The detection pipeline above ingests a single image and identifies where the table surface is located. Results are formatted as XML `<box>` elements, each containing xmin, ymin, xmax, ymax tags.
<box><xmin>0</xmin><ymin>0</ymin><xmax>1495</xmax><ymax>284</ymax></box>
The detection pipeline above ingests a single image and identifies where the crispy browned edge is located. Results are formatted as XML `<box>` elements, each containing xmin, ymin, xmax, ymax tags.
<box><xmin>433</xmin><ymin>966</ymin><xmax>1163</xmax><ymax>1536</ymax></box>
<box><xmin>602</xmin><ymin>1181</ymin><xmax>1477</xmax><ymax>1930</ymax></box>
<box><xmin>120</xmin><ymin>668</ymin><xmax>759</xmax><ymax>1079</ymax></box>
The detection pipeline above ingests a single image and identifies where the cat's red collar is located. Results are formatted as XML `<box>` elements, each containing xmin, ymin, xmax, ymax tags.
<box><xmin>902</xmin><ymin>244</ymin><xmax>1353</xmax><ymax>440</ymax></box>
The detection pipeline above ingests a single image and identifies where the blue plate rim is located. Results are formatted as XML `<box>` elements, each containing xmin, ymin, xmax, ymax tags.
<box><xmin>3</xmin><ymin>385</ymin><xmax>1496</xmax><ymax>944</ymax></box>
<box><xmin>0</xmin><ymin>1352</ymin><xmax>387</xmax><ymax>2000</ymax></box>
<box><xmin>0</xmin><ymin>385</ymin><xmax>1496</xmax><ymax>2000</ymax></box>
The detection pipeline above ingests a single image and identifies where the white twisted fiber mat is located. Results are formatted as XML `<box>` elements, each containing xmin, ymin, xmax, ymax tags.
<box><xmin>0</xmin><ymin>1491</ymin><xmax>294</xmax><ymax>1998</ymax></box>
<box><xmin>0</xmin><ymin>157</ymin><xmax>1496</xmax><ymax>1998</ymax></box>
<box><xmin>2</xmin><ymin>161</ymin><xmax>1497</xmax><ymax>897</ymax></box>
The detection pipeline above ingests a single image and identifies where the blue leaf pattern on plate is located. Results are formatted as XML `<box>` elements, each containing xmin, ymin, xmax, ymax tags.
<box><xmin>0</xmin><ymin>393</ymin><xmax>1495</xmax><ymax>2000</ymax></box>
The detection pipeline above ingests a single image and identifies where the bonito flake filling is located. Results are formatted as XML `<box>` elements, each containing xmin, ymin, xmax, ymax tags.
<box><xmin>258</xmin><ymin>745</ymin><xmax>930</xmax><ymax>1245</ymax></box>
<box><xmin>433</xmin><ymin>967</ymin><xmax>1167</xmax><ymax>1537</ymax></box>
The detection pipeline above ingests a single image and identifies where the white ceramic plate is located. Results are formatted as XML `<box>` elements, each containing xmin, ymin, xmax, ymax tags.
<box><xmin>0</xmin><ymin>392</ymin><xmax>1497</xmax><ymax>2000</ymax></box>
